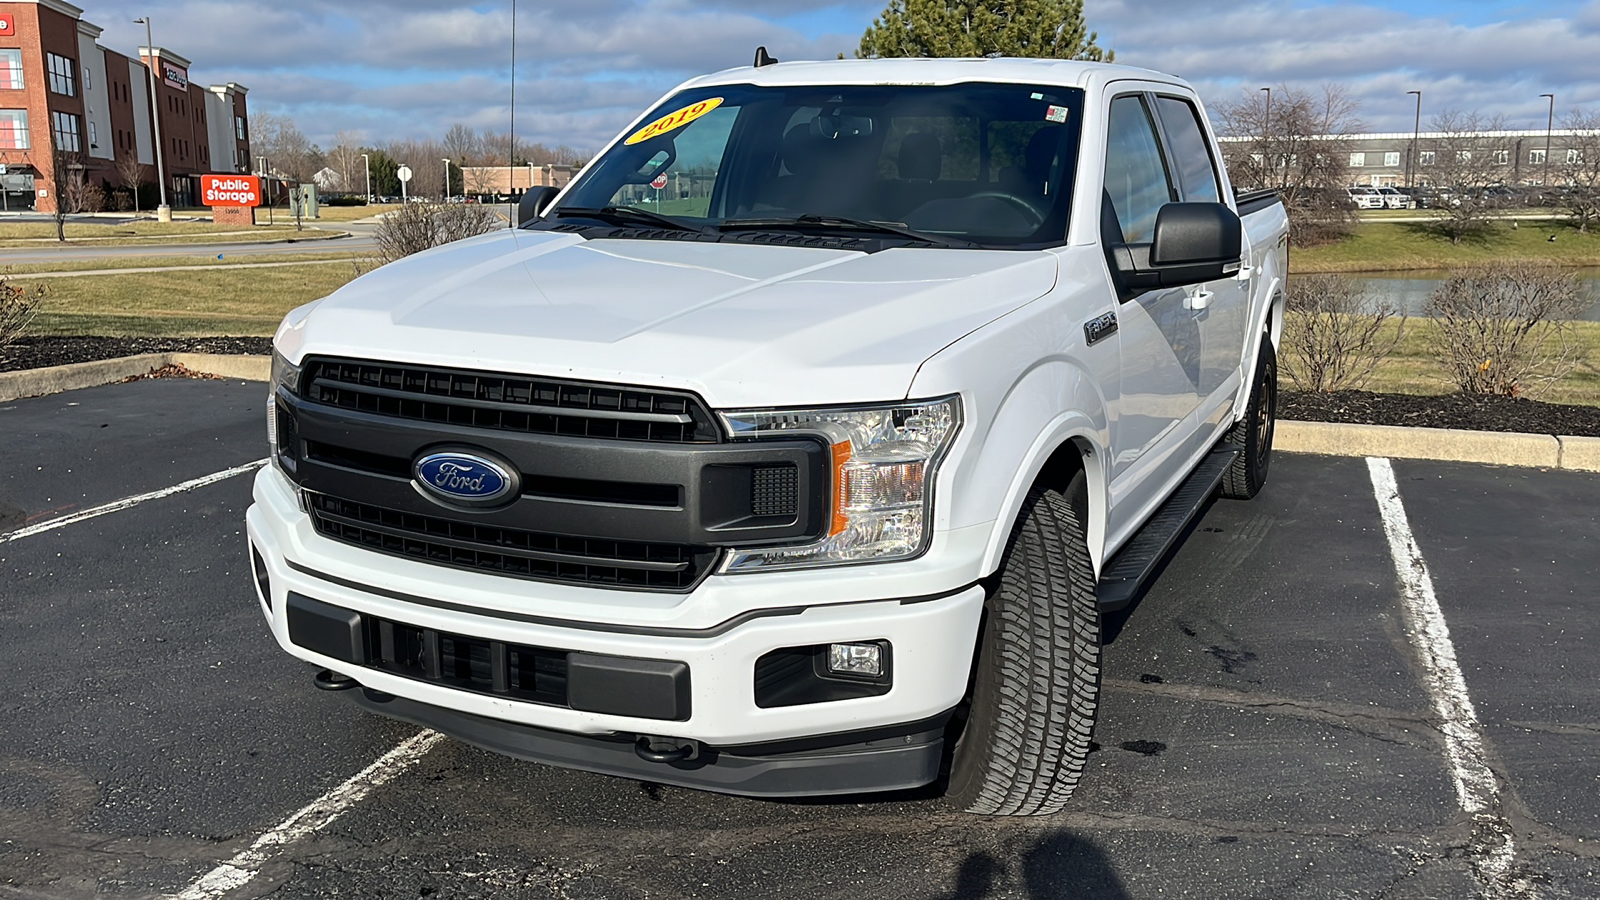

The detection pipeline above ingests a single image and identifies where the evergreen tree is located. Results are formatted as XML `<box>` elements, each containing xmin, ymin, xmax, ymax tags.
<box><xmin>857</xmin><ymin>0</ymin><xmax>1112</xmax><ymax>61</ymax></box>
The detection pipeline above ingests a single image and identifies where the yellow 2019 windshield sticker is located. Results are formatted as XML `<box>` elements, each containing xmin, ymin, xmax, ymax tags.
<box><xmin>624</xmin><ymin>97</ymin><xmax>724</xmax><ymax>145</ymax></box>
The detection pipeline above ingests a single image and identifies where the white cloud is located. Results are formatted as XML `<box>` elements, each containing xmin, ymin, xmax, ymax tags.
<box><xmin>81</xmin><ymin>0</ymin><xmax>1600</xmax><ymax>152</ymax></box>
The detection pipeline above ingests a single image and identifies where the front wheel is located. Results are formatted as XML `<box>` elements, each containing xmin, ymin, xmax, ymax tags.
<box><xmin>945</xmin><ymin>478</ymin><xmax>1101</xmax><ymax>816</ymax></box>
<box><xmin>1221</xmin><ymin>338</ymin><xmax>1277</xmax><ymax>500</ymax></box>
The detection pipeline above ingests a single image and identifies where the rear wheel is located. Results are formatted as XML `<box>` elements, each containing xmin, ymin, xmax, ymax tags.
<box><xmin>1221</xmin><ymin>338</ymin><xmax>1277</xmax><ymax>500</ymax></box>
<box><xmin>945</xmin><ymin>475</ymin><xmax>1101</xmax><ymax>816</ymax></box>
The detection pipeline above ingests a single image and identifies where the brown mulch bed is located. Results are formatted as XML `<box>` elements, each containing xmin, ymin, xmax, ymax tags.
<box><xmin>1282</xmin><ymin>390</ymin><xmax>1600</xmax><ymax>438</ymax></box>
<box><xmin>0</xmin><ymin>336</ymin><xmax>271</xmax><ymax>373</ymax></box>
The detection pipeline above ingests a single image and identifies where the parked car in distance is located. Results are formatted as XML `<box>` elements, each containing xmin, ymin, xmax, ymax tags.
<box><xmin>1376</xmin><ymin>187</ymin><xmax>1410</xmax><ymax>209</ymax></box>
<box><xmin>1347</xmin><ymin>186</ymin><xmax>1385</xmax><ymax>209</ymax></box>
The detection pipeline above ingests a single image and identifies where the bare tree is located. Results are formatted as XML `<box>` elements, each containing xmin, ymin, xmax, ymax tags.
<box><xmin>326</xmin><ymin>131</ymin><xmax>366</xmax><ymax>197</ymax></box>
<box><xmin>250</xmin><ymin>112</ymin><xmax>316</xmax><ymax>183</ymax></box>
<box><xmin>1425</xmin><ymin>263</ymin><xmax>1588</xmax><ymax>396</ymax></box>
<box><xmin>115</xmin><ymin>153</ymin><xmax>144</xmax><ymax>214</ymax></box>
<box><xmin>383</xmin><ymin>138</ymin><xmax>447</xmax><ymax>200</ymax></box>
<box><xmin>1215</xmin><ymin>83</ymin><xmax>1362</xmax><ymax>246</ymax></box>
<box><xmin>1559</xmin><ymin>109</ymin><xmax>1600</xmax><ymax>233</ymax></box>
<box><xmin>1421</xmin><ymin>111</ymin><xmax>1514</xmax><ymax>243</ymax></box>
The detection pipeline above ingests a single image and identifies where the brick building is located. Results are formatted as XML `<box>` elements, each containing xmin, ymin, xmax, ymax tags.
<box><xmin>0</xmin><ymin>0</ymin><xmax>250</xmax><ymax>212</ymax></box>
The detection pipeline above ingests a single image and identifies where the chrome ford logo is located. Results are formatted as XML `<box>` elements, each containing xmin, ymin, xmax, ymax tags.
<box><xmin>413</xmin><ymin>449</ymin><xmax>518</xmax><ymax>507</ymax></box>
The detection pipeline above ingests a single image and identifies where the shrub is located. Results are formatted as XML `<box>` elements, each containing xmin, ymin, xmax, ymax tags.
<box><xmin>1281</xmin><ymin>273</ymin><xmax>1405</xmax><ymax>392</ymax></box>
<box><xmin>0</xmin><ymin>278</ymin><xmax>47</xmax><ymax>351</ymax></box>
<box><xmin>1424</xmin><ymin>262</ymin><xmax>1589</xmax><ymax>396</ymax></box>
<box><xmin>325</xmin><ymin>195</ymin><xmax>368</xmax><ymax>207</ymax></box>
<box><xmin>375</xmin><ymin>202</ymin><xmax>502</xmax><ymax>264</ymax></box>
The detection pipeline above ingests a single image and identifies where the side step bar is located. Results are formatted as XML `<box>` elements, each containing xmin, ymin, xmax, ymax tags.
<box><xmin>1096</xmin><ymin>446</ymin><xmax>1239</xmax><ymax>612</ymax></box>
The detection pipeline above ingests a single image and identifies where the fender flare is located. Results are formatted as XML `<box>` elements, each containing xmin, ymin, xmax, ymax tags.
<box><xmin>978</xmin><ymin>412</ymin><xmax>1109</xmax><ymax>578</ymax></box>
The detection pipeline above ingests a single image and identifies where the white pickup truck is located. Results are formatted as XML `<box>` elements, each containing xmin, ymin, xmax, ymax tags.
<box><xmin>248</xmin><ymin>56</ymin><xmax>1288</xmax><ymax>816</ymax></box>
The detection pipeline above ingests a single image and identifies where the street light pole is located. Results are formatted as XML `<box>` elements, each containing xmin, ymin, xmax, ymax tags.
<box><xmin>133</xmin><ymin>17</ymin><xmax>170</xmax><ymax>222</ymax></box>
<box><xmin>360</xmin><ymin>152</ymin><xmax>371</xmax><ymax>205</ymax></box>
<box><xmin>1259</xmin><ymin>86</ymin><xmax>1272</xmax><ymax>189</ymax></box>
<box><xmin>442</xmin><ymin>158</ymin><xmax>450</xmax><ymax>201</ymax></box>
<box><xmin>1541</xmin><ymin>93</ymin><xmax>1555</xmax><ymax>186</ymax></box>
<box><xmin>1407</xmin><ymin>90</ymin><xmax>1422</xmax><ymax>189</ymax></box>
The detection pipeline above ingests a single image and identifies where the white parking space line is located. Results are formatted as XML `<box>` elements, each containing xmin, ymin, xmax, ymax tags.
<box><xmin>170</xmin><ymin>730</ymin><xmax>445</xmax><ymax>900</ymax></box>
<box><xmin>1366</xmin><ymin>457</ymin><xmax>1521</xmax><ymax>895</ymax></box>
<box><xmin>0</xmin><ymin>459</ymin><xmax>267</xmax><ymax>545</ymax></box>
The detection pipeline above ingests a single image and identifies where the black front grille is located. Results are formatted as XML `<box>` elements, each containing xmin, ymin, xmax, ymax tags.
<box><xmin>365</xmin><ymin>614</ymin><xmax>569</xmax><ymax>707</ymax></box>
<box><xmin>307</xmin><ymin>492</ymin><xmax>717</xmax><ymax>591</ymax></box>
<box><xmin>302</xmin><ymin>358</ymin><xmax>719</xmax><ymax>443</ymax></box>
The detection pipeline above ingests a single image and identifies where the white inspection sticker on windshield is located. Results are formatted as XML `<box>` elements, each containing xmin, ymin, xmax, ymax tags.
<box><xmin>1045</xmin><ymin>105</ymin><xmax>1069</xmax><ymax>123</ymax></box>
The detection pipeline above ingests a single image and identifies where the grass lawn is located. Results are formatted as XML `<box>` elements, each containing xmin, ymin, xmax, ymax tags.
<box><xmin>1291</xmin><ymin>318</ymin><xmax>1600</xmax><ymax>407</ymax></box>
<box><xmin>26</xmin><ymin>263</ymin><xmax>362</xmax><ymax>337</ymax></box>
<box><xmin>1293</xmin><ymin>220</ymin><xmax>1600</xmax><ymax>273</ymax></box>
<box><xmin>1</xmin><ymin>251</ymin><xmax>367</xmax><ymax>276</ymax></box>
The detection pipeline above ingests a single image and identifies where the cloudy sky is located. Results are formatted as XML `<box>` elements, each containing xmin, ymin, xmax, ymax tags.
<box><xmin>91</xmin><ymin>0</ymin><xmax>1600</xmax><ymax>152</ymax></box>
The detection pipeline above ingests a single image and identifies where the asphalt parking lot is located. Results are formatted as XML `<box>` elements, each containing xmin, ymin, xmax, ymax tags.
<box><xmin>2</xmin><ymin>378</ymin><xmax>1597</xmax><ymax>900</ymax></box>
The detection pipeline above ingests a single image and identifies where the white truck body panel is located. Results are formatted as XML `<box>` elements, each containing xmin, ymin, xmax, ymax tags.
<box><xmin>249</xmin><ymin>59</ymin><xmax>1290</xmax><ymax>792</ymax></box>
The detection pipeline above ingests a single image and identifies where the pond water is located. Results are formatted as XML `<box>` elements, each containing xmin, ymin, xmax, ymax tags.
<box><xmin>1337</xmin><ymin>268</ymin><xmax>1600</xmax><ymax>322</ymax></box>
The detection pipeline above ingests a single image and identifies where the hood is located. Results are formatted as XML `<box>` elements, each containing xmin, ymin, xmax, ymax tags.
<box><xmin>278</xmin><ymin>229</ymin><xmax>1057</xmax><ymax>409</ymax></box>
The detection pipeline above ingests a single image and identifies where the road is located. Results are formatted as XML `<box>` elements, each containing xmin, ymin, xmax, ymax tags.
<box><xmin>0</xmin><ymin>222</ymin><xmax>377</xmax><ymax>264</ymax></box>
<box><xmin>2</xmin><ymin>379</ymin><xmax>1597</xmax><ymax>899</ymax></box>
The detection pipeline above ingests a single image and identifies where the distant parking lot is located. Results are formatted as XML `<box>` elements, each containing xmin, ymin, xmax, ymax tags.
<box><xmin>2</xmin><ymin>379</ymin><xmax>1597</xmax><ymax>899</ymax></box>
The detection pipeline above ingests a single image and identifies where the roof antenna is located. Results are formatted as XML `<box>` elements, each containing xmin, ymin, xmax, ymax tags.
<box><xmin>754</xmin><ymin>46</ymin><xmax>779</xmax><ymax>68</ymax></box>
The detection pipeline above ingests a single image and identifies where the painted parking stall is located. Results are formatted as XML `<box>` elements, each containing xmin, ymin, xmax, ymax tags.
<box><xmin>4</xmin><ymin>381</ymin><xmax>1600</xmax><ymax>897</ymax></box>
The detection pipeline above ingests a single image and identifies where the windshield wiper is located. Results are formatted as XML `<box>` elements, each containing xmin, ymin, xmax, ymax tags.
<box><xmin>553</xmin><ymin>206</ymin><xmax>710</xmax><ymax>234</ymax></box>
<box><xmin>717</xmin><ymin>215</ymin><xmax>977</xmax><ymax>248</ymax></box>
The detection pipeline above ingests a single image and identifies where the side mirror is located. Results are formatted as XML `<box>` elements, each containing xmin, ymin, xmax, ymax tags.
<box><xmin>1110</xmin><ymin>202</ymin><xmax>1242</xmax><ymax>294</ymax></box>
<box><xmin>518</xmin><ymin>186</ymin><xmax>558</xmax><ymax>226</ymax></box>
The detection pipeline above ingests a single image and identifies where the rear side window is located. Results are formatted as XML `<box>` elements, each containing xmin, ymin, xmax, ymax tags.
<box><xmin>1155</xmin><ymin>96</ymin><xmax>1221</xmax><ymax>203</ymax></box>
<box><xmin>1103</xmin><ymin>95</ymin><xmax>1175</xmax><ymax>243</ymax></box>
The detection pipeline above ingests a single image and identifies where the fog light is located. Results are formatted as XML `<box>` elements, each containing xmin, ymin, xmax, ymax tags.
<box><xmin>827</xmin><ymin>642</ymin><xmax>883</xmax><ymax>678</ymax></box>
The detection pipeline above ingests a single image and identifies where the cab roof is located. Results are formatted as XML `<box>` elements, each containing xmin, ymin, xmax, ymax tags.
<box><xmin>681</xmin><ymin>57</ymin><xmax>1183</xmax><ymax>91</ymax></box>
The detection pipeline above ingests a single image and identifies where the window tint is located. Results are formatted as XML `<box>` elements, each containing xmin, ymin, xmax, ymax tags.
<box><xmin>555</xmin><ymin>83</ymin><xmax>1085</xmax><ymax>247</ymax></box>
<box><xmin>1103</xmin><ymin>95</ymin><xmax>1174</xmax><ymax>243</ymax></box>
<box><xmin>1155</xmin><ymin>97</ymin><xmax>1220</xmax><ymax>203</ymax></box>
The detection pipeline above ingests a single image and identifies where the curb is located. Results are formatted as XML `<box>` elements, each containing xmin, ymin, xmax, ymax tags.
<box><xmin>0</xmin><ymin>353</ymin><xmax>269</xmax><ymax>402</ymax></box>
<box><xmin>1275</xmin><ymin>421</ymin><xmax>1597</xmax><ymax>473</ymax></box>
<box><xmin>1</xmin><ymin>356</ymin><xmax>1597</xmax><ymax>474</ymax></box>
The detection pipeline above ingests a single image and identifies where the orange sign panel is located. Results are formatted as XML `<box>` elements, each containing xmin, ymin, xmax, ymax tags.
<box><xmin>201</xmin><ymin>174</ymin><xmax>262</xmax><ymax>208</ymax></box>
<box><xmin>0</xmin><ymin>15</ymin><xmax>13</xmax><ymax>36</ymax></box>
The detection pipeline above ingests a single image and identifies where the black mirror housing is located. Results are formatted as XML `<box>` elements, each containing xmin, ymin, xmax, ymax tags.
<box><xmin>1112</xmin><ymin>202</ymin><xmax>1242</xmax><ymax>294</ymax></box>
<box><xmin>518</xmin><ymin>186</ymin><xmax>559</xmax><ymax>226</ymax></box>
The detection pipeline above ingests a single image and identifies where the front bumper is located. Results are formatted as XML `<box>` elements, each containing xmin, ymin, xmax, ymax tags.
<box><xmin>247</xmin><ymin>466</ymin><xmax>987</xmax><ymax>775</ymax></box>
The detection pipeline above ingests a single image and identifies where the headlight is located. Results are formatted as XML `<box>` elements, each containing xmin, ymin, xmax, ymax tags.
<box><xmin>268</xmin><ymin>349</ymin><xmax>302</xmax><ymax>474</ymax></box>
<box><xmin>718</xmin><ymin>396</ymin><xmax>961</xmax><ymax>572</ymax></box>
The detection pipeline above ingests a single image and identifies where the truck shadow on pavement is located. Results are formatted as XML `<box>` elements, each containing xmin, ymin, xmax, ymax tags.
<box><xmin>934</xmin><ymin>833</ymin><xmax>1130</xmax><ymax>899</ymax></box>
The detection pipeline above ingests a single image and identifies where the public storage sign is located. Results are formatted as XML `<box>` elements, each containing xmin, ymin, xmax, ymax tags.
<box><xmin>201</xmin><ymin>174</ymin><xmax>261</xmax><ymax>207</ymax></box>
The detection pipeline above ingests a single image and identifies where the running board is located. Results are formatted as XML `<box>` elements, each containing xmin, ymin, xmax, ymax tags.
<box><xmin>1096</xmin><ymin>446</ymin><xmax>1239</xmax><ymax>613</ymax></box>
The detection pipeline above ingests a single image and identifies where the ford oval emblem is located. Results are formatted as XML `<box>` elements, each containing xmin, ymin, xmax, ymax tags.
<box><xmin>413</xmin><ymin>449</ymin><xmax>518</xmax><ymax>508</ymax></box>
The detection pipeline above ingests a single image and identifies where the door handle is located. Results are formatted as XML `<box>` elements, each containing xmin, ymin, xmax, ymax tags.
<box><xmin>1186</xmin><ymin>290</ymin><xmax>1213</xmax><ymax>311</ymax></box>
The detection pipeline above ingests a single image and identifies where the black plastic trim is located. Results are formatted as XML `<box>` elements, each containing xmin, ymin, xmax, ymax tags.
<box><xmin>284</xmin><ymin>559</ymin><xmax>979</xmax><ymax>639</ymax></box>
<box><xmin>346</xmin><ymin>691</ymin><xmax>949</xmax><ymax>797</ymax></box>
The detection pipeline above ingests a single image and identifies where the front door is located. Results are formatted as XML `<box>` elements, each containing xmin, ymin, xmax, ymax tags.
<box><xmin>1102</xmin><ymin>92</ymin><xmax>1203</xmax><ymax>542</ymax></box>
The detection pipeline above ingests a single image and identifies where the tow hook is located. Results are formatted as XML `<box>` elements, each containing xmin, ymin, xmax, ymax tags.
<box><xmin>313</xmin><ymin>669</ymin><xmax>360</xmax><ymax>691</ymax></box>
<box><xmin>635</xmin><ymin>736</ymin><xmax>699</xmax><ymax>763</ymax></box>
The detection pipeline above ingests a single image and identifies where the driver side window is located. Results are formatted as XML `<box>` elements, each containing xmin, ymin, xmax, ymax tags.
<box><xmin>1103</xmin><ymin>95</ymin><xmax>1176</xmax><ymax>244</ymax></box>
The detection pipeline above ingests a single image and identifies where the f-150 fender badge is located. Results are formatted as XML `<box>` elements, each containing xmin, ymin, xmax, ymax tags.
<box><xmin>1083</xmin><ymin>312</ymin><xmax>1118</xmax><ymax>346</ymax></box>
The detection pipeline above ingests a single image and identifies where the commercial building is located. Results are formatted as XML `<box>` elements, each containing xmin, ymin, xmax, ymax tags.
<box><xmin>457</xmin><ymin>163</ymin><xmax>578</xmax><ymax>198</ymax></box>
<box><xmin>1220</xmin><ymin>129</ymin><xmax>1596</xmax><ymax>189</ymax></box>
<box><xmin>0</xmin><ymin>0</ymin><xmax>251</xmax><ymax>212</ymax></box>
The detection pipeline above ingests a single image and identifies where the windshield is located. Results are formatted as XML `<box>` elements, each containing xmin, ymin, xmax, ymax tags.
<box><xmin>546</xmin><ymin>82</ymin><xmax>1086</xmax><ymax>248</ymax></box>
